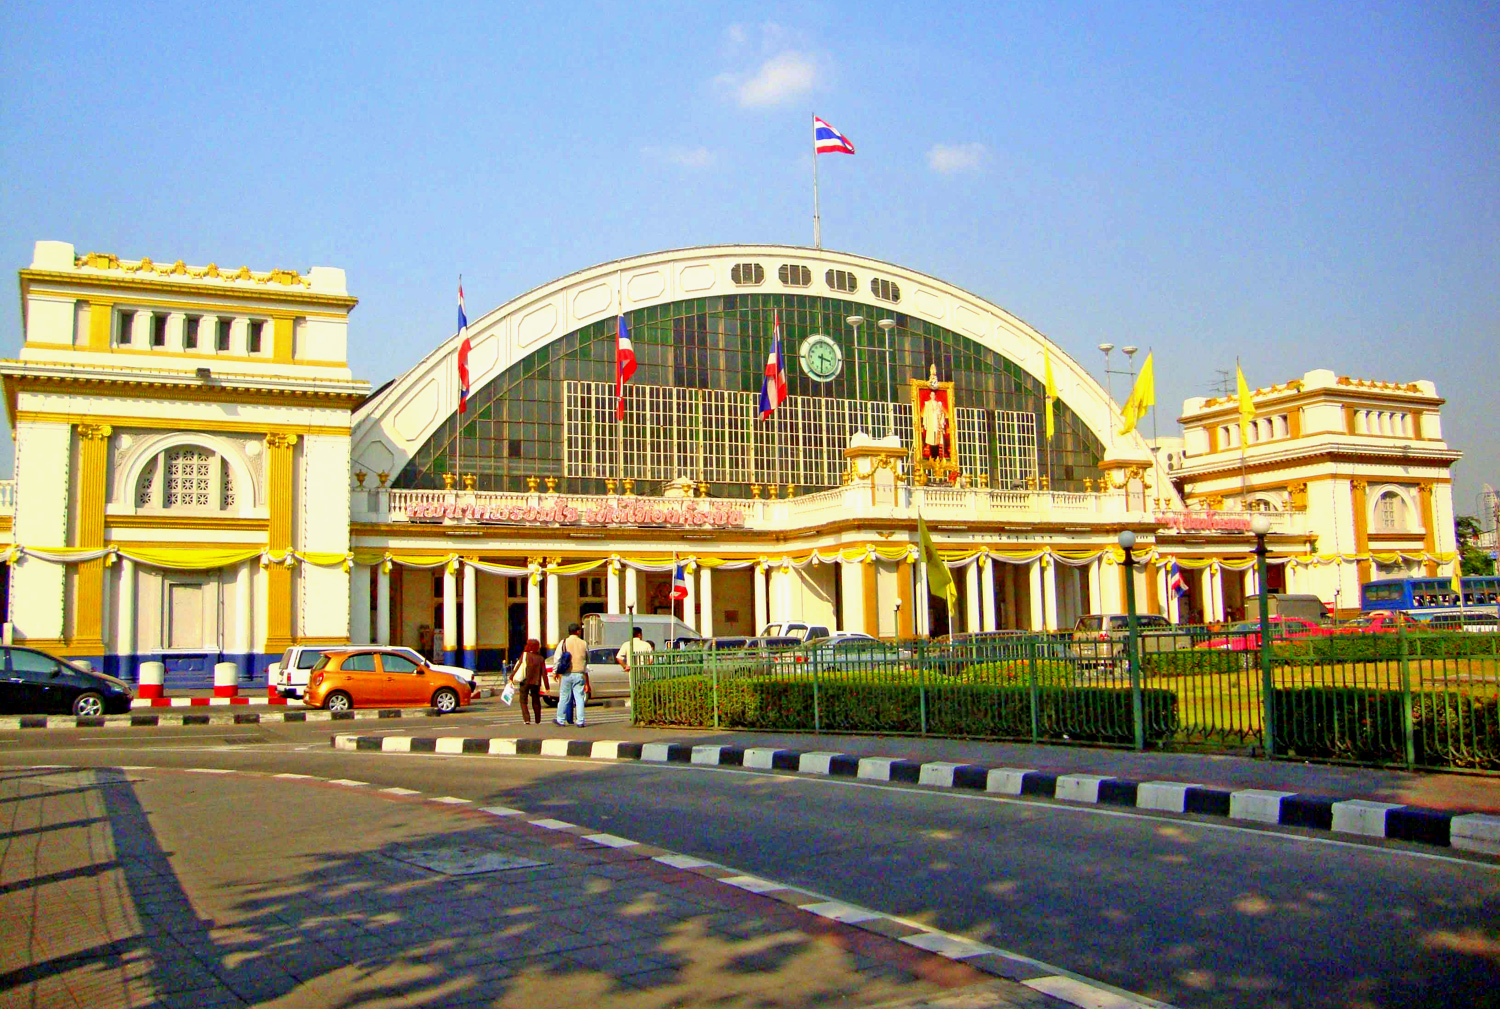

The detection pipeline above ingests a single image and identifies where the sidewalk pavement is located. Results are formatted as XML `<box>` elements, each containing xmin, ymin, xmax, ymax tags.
<box><xmin>0</xmin><ymin>764</ymin><xmax>1084</xmax><ymax>1009</ymax></box>
<box><xmin>362</xmin><ymin>715</ymin><xmax>1500</xmax><ymax>816</ymax></box>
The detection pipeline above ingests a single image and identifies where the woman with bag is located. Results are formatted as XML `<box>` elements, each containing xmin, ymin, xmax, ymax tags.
<box><xmin>514</xmin><ymin>638</ymin><xmax>547</xmax><ymax>725</ymax></box>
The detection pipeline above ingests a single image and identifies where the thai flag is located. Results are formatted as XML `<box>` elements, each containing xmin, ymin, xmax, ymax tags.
<box><xmin>671</xmin><ymin>563</ymin><xmax>689</xmax><ymax>601</ymax></box>
<box><xmin>814</xmin><ymin>116</ymin><xmax>855</xmax><ymax>155</ymax></box>
<box><xmin>615</xmin><ymin>314</ymin><xmax>636</xmax><ymax>421</ymax></box>
<box><xmin>1168</xmin><ymin>561</ymin><xmax>1188</xmax><ymax>599</ymax></box>
<box><xmin>758</xmin><ymin>310</ymin><xmax>788</xmax><ymax>420</ymax></box>
<box><xmin>456</xmin><ymin>280</ymin><xmax>471</xmax><ymax>414</ymax></box>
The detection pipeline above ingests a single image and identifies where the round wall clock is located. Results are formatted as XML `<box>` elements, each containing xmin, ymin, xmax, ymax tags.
<box><xmin>799</xmin><ymin>334</ymin><xmax>843</xmax><ymax>383</ymax></box>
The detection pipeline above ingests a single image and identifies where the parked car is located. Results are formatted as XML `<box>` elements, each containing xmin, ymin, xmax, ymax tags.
<box><xmin>758</xmin><ymin>622</ymin><xmax>832</xmax><ymax>643</ymax></box>
<box><xmin>795</xmin><ymin>636</ymin><xmax>907</xmax><ymax>672</ymax></box>
<box><xmin>0</xmin><ymin>646</ymin><xmax>135</xmax><ymax>716</ymax></box>
<box><xmin>543</xmin><ymin>646</ymin><xmax>631</xmax><ymax>705</ymax></box>
<box><xmin>271</xmin><ymin>644</ymin><xmax>473</xmax><ymax>699</ymax></box>
<box><xmin>1194</xmin><ymin>616</ymin><xmax>1333</xmax><ymax>651</ymax></box>
<box><xmin>1331</xmin><ymin>612</ymin><xmax>1424</xmax><ymax>634</ymax></box>
<box><xmin>304</xmin><ymin>649</ymin><xmax>471</xmax><ymax>712</ymax></box>
<box><xmin>1071</xmin><ymin>614</ymin><xmax>1191</xmax><ymax>668</ymax></box>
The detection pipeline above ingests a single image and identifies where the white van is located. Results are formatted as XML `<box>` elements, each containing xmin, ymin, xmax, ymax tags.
<box><xmin>581</xmin><ymin>613</ymin><xmax>699</xmax><ymax>652</ymax></box>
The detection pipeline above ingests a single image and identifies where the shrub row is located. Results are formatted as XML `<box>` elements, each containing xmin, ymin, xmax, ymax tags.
<box><xmin>633</xmin><ymin>675</ymin><xmax>1180</xmax><ymax>746</ymax></box>
<box><xmin>1270</xmin><ymin>687</ymin><xmax>1500</xmax><ymax>769</ymax></box>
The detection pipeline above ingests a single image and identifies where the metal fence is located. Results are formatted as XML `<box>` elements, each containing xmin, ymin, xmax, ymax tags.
<box><xmin>629</xmin><ymin>624</ymin><xmax>1500</xmax><ymax>772</ymax></box>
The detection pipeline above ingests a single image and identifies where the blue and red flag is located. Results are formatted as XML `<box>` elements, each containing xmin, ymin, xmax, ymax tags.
<box><xmin>616</xmin><ymin>314</ymin><xmax>637</xmax><ymax>421</ymax></box>
<box><xmin>813</xmin><ymin>116</ymin><xmax>855</xmax><ymax>155</ymax></box>
<box><xmin>456</xmin><ymin>280</ymin><xmax>472</xmax><ymax>414</ymax></box>
<box><xmin>758</xmin><ymin>310</ymin><xmax>788</xmax><ymax>419</ymax></box>
<box><xmin>671</xmin><ymin>563</ymin><xmax>689</xmax><ymax>601</ymax></box>
<box><xmin>1168</xmin><ymin>561</ymin><xmax>1188</xmax><ymax>599</ymax></box>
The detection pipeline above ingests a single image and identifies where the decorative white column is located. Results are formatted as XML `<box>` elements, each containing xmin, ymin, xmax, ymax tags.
<box><xmin>964</xmin><ymin>562</ymin><xmax>981</xmax><ymax>632</ymax></box>
<box><xmin>682</xmin><ymin>562</ymin><xmax>697</xmax><ymax>631</ymax></box>
<box><xmin>754</xmin><ymin>564</ymin><xmax>769</xmax><ymax>632</ymax></box>
<box><xmin>980</xmin><ymin>556</ymin><xmax>996</xmax><ymax>632</ymax></box>
<box><xmin>375</xmin><ymin>564</ymin><xmax>391</xmax><ymax>645</ymax></box>
<box><xmin>116</xmin><ymin>558</ymin><xmax>136</xmax><ymax>670</ymax></box>
<box><xmin>545</xmin><ymin>567</ymin><xmax>561</xmax><ymax>647</ymax></box>
<box><xmin>527</xmin><ymin>570</ymin><xmax>542</xmax><ymax>644</ymax></box>
<box><xmin>236</xmin><ymin>560</ymin><xmax>254</xmax><ymax>674</ymax></box>
<box><xmin>916</xmin><ymin>561</ymin><xmax>931</xmax><ymax>637</ymax></box>
<box><xmin>1042</xmin><ymin>557</ymin><xmax>1060</xmax><ymax>631</ymax></box>
<box><xmin>1207</xmin><ymin>563</ymin><xmax>1224</xmax><ymax>622</ymax></box>
<box><xmin>607</xmin><ymin>562</ymin><xmax>621</xmax><ymax>615</ymax></box>
<box><xmin>840</xmin><ymin>560</ymin><xmax>863</xmax><ymax>634</ymax></box>
<box><xmin>699</xmin><ymin>566</ymin><xmax>714</xmax><ymax>637</ymax></box>
<box><xmin>442</xmin><ymin>565</ymin><xmax>458</xmax><ymax>664</ymax></box>
<box><xmin>349</xmin><ymin>563</ymin><xmax>371</xmax><ymax>645</ymax></box>
<box><xmin>624</xmin><ymin>566</ymin><xmax>639</xmax><ymax>612</ymax></box>
<box><xmin>1028</xmin><ymin>559</ymin><xmax>1045</xmax><ymax>631</ymax></box>
<box><xmin>462</xmin><ymin>562</ymin><xmax>477</xmax><ymax>670</ymax></box>
<box><xmin>1087</xmin><ymin>558</ymin><xmax>1102</xmax><ymax>617</ymax></box>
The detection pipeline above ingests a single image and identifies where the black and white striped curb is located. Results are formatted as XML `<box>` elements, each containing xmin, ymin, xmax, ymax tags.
<box><xmin>0</xmin><ymin>708</ymin><xmax>455</xmax><ymax>730</ymax></box>
<box><xmin>8</xmin><ymin>761</ymin><xmax>1172</xmax><ymax>1009</ymax></box>
<box><xmin>332</xmin><ymin>734</ymin><xmax>1500</xmax><ymax>857</ymax></box>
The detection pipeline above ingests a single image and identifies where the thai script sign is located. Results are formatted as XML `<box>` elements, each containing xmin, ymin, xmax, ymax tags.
<box><xmin>405</xmin><ymin>497</ymin><xmax>747</xmax><ymax>529</ymax></box>
<box><xmin>1154</xmin><ymin>511</ymin><xmax>1253</xmax><ymax>533</ymax></box>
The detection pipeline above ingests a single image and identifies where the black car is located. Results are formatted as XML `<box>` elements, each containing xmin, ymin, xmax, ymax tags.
<box><xmin>0</xmin><ymin>646</ymin><xmax>135</xmax><ymax>716</ymax></box>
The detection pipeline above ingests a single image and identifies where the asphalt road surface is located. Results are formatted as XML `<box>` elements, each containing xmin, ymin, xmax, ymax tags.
<box><xmin>4</xmin><ymin>715</ymin><xmax>1497</xmax><ymax>1009</ymax></box>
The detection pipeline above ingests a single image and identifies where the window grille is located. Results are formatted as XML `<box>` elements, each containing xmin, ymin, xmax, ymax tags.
<box><xmin>871</xmin><ymin>278</ymin><xmax>901</xmax><ymax>303</ymax></box>
<box><xmin>136</xmin><ymin>460</ymin><xmax>158</xmax><ymax>507</ymax></box>
<box><xmin>825</xmin><ymin>269</ymin><xmax>858</xmax><ymax>293</ymax></box>
<box><xmin>564</xmin><ymin>380</ymin><xmax>1036</xmax><ymax>491</ymax></box>
<box><xmin>778</xmin><ymin>264</ymin><xmax>811</xmax><ymax>287</ymax></box>
<box><xmin>730</xmin><ymin>263</ymin><xmax>764</xmax><ymax>286</ymax></box>
<box><xmin>221</xmin><ymin>462</ymin><xmax>235</xmax><ymax>509</ymax></box>
<box><xmin>164</xmin><ymin>447</ymin><xmax>213</xmax><ymax>508</ymax></box>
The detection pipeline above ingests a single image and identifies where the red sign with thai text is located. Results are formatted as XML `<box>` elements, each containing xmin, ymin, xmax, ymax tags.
<box><xmin>405</xmin><ymin>497</ymin><xmax>747</xmax><ymax>529</ymax></box>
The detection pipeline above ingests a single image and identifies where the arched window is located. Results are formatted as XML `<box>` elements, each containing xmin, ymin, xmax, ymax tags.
<box><xmin>1372</xmin><ymin>491</ymin><xmax>1408</xmax><ymax>533</ymax></box>
<box><xmin>135</xmin><ymin>445</ymin><xmax>236</xmax><ymax>512</ymax></box>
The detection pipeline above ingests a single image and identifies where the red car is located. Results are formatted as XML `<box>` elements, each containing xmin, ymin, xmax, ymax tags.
<box><xmin>1331</xmin><ymin>611</ymin><xmax>1423</xmax><ymax>634</ymax></box>
<box><xmin>1195</xmin><ymin>616</ymin><xmax>1333</xmax><ymax>651</ymax></box>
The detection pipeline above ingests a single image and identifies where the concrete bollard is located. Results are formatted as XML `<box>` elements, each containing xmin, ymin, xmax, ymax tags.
<box><xmin>138</xmin><ymin>661</ymin><xmax>165</xmax><ymax>699</ymax></box>
<box><xmin>213</xmin><ymin>661</ymin><xmax>240</xmax><ymax>697</ymax></box>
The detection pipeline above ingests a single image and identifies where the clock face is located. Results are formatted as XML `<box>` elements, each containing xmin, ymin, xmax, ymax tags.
<box><xmin>799</xmin><ymin>334</ymin><xmax>843</xmax><ymax>383</ymax></box>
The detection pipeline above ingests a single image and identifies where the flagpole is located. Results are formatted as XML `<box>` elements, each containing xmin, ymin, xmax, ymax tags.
<box><xmin>812</xmin><ymin>113</ymin><xmax>822</xmax><ymax>249</ymax></box>
<box><xmin>1237</xmin><ymin>356</ymin><xmax>1248</xmax><ymax>508</ymax></box>
<box><xmin>456</xmin><ymin>273</ymin><xmax>463</xmax><ymax>491</ymax></box>
<box><xmin>617</xmin><ymin>274</ymin><xmax>624</xmax><ymax>490</ymax></box>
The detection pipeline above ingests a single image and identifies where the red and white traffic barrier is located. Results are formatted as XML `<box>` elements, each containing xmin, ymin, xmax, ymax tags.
<box><xmin>138</xmin><ymin>661</ymin><xmax>165</xmax><ymax>700</ymax></box>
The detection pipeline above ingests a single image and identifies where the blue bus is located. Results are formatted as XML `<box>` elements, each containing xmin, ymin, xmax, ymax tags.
<box><xmin>1361</xmin><ymin>576</ymin><xmax>1500</xmax><ymax>616</ymax></box>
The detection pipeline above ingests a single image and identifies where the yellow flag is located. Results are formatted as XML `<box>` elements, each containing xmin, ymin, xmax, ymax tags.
<box><xmin>1117</xmin><ymin>352</ymin><xmax>1155</xmax><ymax>436</ymax></box>
<box><xmin>1043</xmin><ymin>348</ymin><xmax>1057</xmax><ymax>442</ymax></box>
<box><xmin>1236</xmin><ymin>362</ymin><xmax>1256</xmax><ymax>444</ymax></box>
<box><xmin>918</xmin><ymin>514</ymin><xmax>956</xmax><ymax>611</ymax></box>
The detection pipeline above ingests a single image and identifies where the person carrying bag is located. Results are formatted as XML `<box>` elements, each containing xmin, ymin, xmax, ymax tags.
<box><xmin>511</xmin><ymin>638</ymin><xmax>547</xmax><ymax>724</ymax></box>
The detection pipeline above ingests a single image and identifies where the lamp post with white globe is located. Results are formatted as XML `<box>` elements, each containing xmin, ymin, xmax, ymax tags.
<box><xmin>1119</xmin><ymin>529</ymin><xmax>1145</xmax><ymax>751</ymax></box>
<box><xmin>1251</xmin><ymin>513</ymin><xmax>1276</xmax><ymax>757</ymax></box>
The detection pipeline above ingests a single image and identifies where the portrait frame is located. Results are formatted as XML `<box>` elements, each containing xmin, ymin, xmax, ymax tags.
<box><xmin>910</xmin><ymin>376</ymin><xmax>960</xmax><ymax>484</ymax></box>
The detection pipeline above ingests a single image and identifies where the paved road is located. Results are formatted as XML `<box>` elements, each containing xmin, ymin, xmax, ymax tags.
<box><xmin>4</xmin><ymin>720</ymin><xmax>1498</xmax><ymax>1009</ymax></box>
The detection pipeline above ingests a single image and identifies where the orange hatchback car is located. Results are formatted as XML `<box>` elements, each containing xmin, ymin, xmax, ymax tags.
<box><xmin>304</xmin><ymin>649</ymin><xmax>471</xmax><ymax>712</ymax></box>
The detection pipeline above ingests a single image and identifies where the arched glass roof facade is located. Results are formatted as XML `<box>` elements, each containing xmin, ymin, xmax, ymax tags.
<box><xmin>394</xmin><ymin>293</ymin><xmax>1104</xmax><ymax>496</ymax></box>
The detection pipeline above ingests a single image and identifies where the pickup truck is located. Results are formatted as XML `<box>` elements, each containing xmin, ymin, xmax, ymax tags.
<box><xmin>269</xmin><ymin>645</ymin><xmax>474</xmax><ymax>699</ymax></box>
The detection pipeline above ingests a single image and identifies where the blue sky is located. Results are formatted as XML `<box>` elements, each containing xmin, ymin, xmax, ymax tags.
<box><xmin>2</xmin><ymin>2</ymin><xmax>1496</xmax><ymax>517</ymax></box>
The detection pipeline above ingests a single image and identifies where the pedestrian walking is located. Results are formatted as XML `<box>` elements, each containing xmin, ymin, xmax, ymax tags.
<box><xmin>514</xmin><ymin>638</ymin><xmax>547</xmax><ymax>725</ymax></box>
<box><xmin>553</xmin><ymin>622</ymin><xmax>591</xmax><ymax>727</ymax></box>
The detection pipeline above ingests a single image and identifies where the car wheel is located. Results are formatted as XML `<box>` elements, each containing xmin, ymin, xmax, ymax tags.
<box><xmin>431</xmin><ymin>688</ymin><xmax>460</xmax><ymax>713</ymax></box>
<box><xmin>73</xmin><ymin>692</ymin><xmax>106</xmax><ymax>717</ymax></box>
<box><xmin>324</xmin><ymin>691</ymin><xmax>353</xmax><ymax>713</ymax></box>
<box><xmin>543</xmin><ymin>696</ymin><xmax>559</xmax><ymax>707</ymax></box>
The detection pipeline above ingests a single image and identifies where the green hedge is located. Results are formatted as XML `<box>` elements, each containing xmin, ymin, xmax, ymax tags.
<box><xmin>634</xmin><ymin>674</ymin><xmax>1179</xmax><ymax>746</ymax></box>
<box><xmin>1270</xmin><ymin>687</ymin><xmax>1500</xmax><ymax>769</ymax></box>
<box><xmin>1276</xmin><ymin>632</ymin><xmax>1500</xmax><ymax>663</ymax></box>
<box><xmin>1141</xmin><ymin>650</ymin><xmax>1254</xmax><ymax>677</ymax></box>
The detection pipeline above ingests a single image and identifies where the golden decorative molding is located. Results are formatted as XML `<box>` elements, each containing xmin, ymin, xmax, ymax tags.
<box><xmin>75</xmin><ymin>251</ymin><xmax>314</xmax><ymax>289</ymax></box>
<box><xmin>1336</xmin><ymin>376</ymin><xmax>1422</xmax><ymax>393</ymax></box>
<box><xmin>76</xmin><ymin>422</ymin><xmax>113</xmax><ymax>441</ymax></box>
<box><xmin>265</xmin><ymin>431</ymin><xmax>299</xmax><ymax>450</ymax></box>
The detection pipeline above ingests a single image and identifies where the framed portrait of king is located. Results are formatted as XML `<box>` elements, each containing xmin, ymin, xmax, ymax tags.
<box><xmin>910</xmin><ymin>366</ymin><xmax>960</xmax><ymax>484</ymax></box>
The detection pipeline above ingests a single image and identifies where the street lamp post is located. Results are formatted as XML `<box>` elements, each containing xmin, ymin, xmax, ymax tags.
<box><xmin>878</xmin><ymin>318</ymin><xmax>897</xmax><ymax>439</ymax></box>
<box><xmin>1118</xmin><ymin>529</ymin><xmax>1145</xmax><ymax>751</ymax></box>
<box><xmin>1251</xmin><ymin>513</ymin><xmax>1276</xmax><ymax>758</ymax></box>
<box><xmin>846</xmin><ymin>315</ymin><xmax>866</xmax><ymax>434</ymax></box>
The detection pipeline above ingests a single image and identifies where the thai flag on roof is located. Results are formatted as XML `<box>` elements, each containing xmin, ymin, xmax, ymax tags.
<box><xmin>671</xmin><ymin>563</ymin><xmax>689</xmax><ymax>601</ymax></box>
<box><xmin>456</xmin><ymin>280</ymin><xmax>472</xmax><ymax>414</ymax></box>
<box><xmin>814</xmin><ymin>116</ymin><xmax>855</xmax><ymax>155</ymax></box>
<box><xmin>616</xmin><ymin>314</ymin><xmax>637</xmax><ymax>421</ymax></box>
<box><xmin>758</xmin><ymin>310</ymin><xmax>788</xmax><ymax>419</ymax></box>
<box><xmin>1168</xmin><ymin>561</ymin><xmax>1188</xmax><ymax>599</ymax></box>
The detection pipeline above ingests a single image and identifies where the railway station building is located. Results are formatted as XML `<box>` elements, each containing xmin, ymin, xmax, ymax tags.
<box><xmin>0</xmin><ymin>241</ymin><xmax>1464</xmax><ymax>685</ymax></box>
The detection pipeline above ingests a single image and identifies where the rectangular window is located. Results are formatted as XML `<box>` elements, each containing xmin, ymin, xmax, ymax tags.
<box><xmin>215</xmin><ymin>318</ymin><xmax>231</xmax><ymax>352</ymax></box>
<box><xmin>184</xmin><ymin>316</ymin><xmax>200</xmax><ymax>349</ymax></box>
<box><xmin>150</xmin><ymin>314</ymin><xmax>167</xmax><ymax>348</ymax></box>
<box><xmin>248</xmin><ymin>320</ymin><xmax>264</xmax><ymax>354</ymax></box>
<box><xmin>116</xmin><ymin>310</ymin><xmax>135</xmax><ymax>345</ymax></box>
